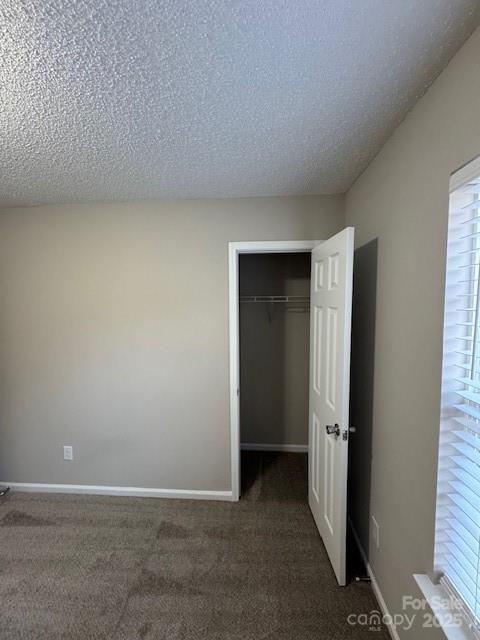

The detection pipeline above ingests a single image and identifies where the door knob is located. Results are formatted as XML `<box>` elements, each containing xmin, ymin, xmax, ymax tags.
<box><xmin>326</xmin><ymin>423</ymin><xmax>340</xmax><ymax>437</ymax></box>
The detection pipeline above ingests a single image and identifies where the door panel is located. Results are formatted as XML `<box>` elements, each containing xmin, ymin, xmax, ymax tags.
<box><xmin>308</xmin><ymin>227</ymin><xmax>354</xmax><ymax>586</ymax></box>
<box><xmin>313</xmin><ymin>306</ymin><xmax>323</xmax><ymax>394</ymax></box>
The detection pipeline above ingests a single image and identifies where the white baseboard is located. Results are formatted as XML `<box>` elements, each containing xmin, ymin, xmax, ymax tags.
<box><xmin>1</xmin><ymin>482</ymin><xmax>234</xmax><ymax>502</ymax></box>
<box><xmin>349</xmin><ymin>518</ymin><xmax>400</xmax><ymax>640</ymax></box>
<box><xmin>241</xmin><ymin>443</ymin><xmax>308</xmax><ymax>453</ymax></box>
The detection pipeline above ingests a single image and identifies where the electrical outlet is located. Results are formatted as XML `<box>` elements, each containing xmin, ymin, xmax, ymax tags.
<box><xmin>63</xmin><ymin>445</ymin><xmax>73</xmax><ymax>461</ymax></box>
<box><xmin>371</xmin><ymin>515</ymin><xmax>380</xmax><ymax>548</ymax></box>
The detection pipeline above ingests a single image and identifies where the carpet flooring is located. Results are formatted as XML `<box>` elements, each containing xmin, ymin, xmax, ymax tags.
<box><xmin>0</xmin><ymin>452</ymin><xmax>388</xmax><ymax>639</ymax></box>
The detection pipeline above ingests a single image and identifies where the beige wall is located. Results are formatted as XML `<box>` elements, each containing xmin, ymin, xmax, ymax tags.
<box><xmin>239</xmin><ymin>253</ymin><xmax>310</xmax><ymax>446</ymax></box>
<box><xmin>0</xmin><ymin>196</ymin><xmax>343</xmax><ymax>491</ymax></box>
<box><xmin>345</xmin><ymin>26</ymin><xmax>480</xmax><ymax>639</ymax></box>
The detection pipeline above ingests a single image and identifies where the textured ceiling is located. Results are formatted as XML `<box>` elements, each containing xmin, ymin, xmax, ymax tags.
<box><xmin>1</xmin><ymin>1</ymin><xmax>479</xmax><ymax>205</ymax></box>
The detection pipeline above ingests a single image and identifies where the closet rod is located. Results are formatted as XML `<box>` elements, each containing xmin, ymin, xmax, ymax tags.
<box><xmin>239</xmin><ymin>295</ymin><xmax>310</xmax><ymax>303</ymax></box>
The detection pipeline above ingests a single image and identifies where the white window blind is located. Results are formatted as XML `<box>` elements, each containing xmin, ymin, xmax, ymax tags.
<box><xmin>435</xmin><ymin>157</ymin><xmax>480</xmax><ymax>626</ymax></box>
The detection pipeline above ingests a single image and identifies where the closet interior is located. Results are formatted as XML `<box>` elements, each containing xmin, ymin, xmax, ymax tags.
<box><xmin>239</xmin><ymin>252</ymin><xmax>311</xmax><ymax>453</ymax></box>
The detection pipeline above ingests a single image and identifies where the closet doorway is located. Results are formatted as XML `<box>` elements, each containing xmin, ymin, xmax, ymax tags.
<box><xmin>239</xmin><ymin>252</ymin><xmax>311</xmax><ymax>453</ymax></box>
<box><xmin>229</xmin><ymin>231</ymin><xmax>354</xmax><ymax>585</ymax></box>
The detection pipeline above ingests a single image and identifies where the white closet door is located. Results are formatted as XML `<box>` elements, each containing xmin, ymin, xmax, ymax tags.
<box><xmin>308</xmin><ymin>227</ymin><xmax>354</xmax><ymax>586</ymax></box>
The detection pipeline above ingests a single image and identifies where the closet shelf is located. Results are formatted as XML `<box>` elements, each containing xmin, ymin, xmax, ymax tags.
<box><xmin>240</xmin><ymin>295</ymin><xmax>310</xmax><ymax>303</ymax></box>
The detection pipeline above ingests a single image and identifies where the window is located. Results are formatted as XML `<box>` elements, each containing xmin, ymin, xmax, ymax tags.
<box><xmin>435</xmin><ymin>156</ymin><xmax>480</xmax><ymax>627</ymax></box>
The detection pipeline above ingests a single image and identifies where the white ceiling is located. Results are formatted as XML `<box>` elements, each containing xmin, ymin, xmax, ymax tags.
<box><xmin>1</xmin><ymin>1</ymin><xmax>479</xmax><ymax>206</ymax></box>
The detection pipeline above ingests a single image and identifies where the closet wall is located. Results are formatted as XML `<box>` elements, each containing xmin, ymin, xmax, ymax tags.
<box><xmin>239</xmin><ymin>253</ymin><xmax>311</xmax><ymax>447</ymax></box>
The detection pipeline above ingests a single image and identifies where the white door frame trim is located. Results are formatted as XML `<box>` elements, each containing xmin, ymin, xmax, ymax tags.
<box><xmin>228</xmin><ymin>240</ymin><xmax>322</xmax><ymax>501</ymax></box>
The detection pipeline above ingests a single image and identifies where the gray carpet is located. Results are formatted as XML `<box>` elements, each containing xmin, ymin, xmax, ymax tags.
<box><xmin>0</xmin><ymin>452</ymin><xmax>388</xmax><ymax>639</ymax></box>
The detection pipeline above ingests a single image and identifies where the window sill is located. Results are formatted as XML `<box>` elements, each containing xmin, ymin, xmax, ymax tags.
<box><xmin>414</xmin><ymin>574</ymin><xmax>479</xmax><ymax>640</ymax></box>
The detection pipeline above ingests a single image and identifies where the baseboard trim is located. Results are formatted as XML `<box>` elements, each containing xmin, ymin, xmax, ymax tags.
<box><xmin>241</xmin><ymin>443</ymin><xmax>308</xmax><ymax>453</ymax></box>
<box><xmin>1</xmin><ymin>482</ymin><xmax>234</xmax><ymax>502</ymax></box>
<box><xmin>349</xmin><ymin>518</ymin><xmax>400</xmax><ymax>640</ymax></box>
